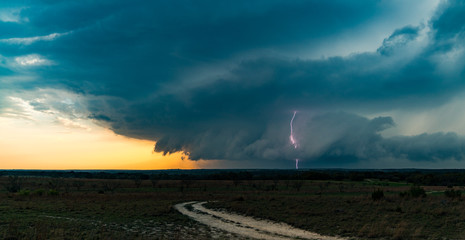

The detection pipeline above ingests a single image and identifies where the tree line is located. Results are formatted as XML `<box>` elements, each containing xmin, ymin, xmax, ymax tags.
<box><xmin>3</xmin><ymin>169</ymin><xmax>465</xmax><ymax>186</ymax></box>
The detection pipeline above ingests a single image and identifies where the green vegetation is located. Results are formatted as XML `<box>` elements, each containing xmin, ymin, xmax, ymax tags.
<box><xmin>4</xmin><ymin>176</ymin><xmax>22</xmax><ymax>193</ymax></box>
<box><xmin>444</xmin><ymin>188</ymin><xmax>462</xmax><ymax>199</ymax></box>
<box><xmin>1</xmin><ymin>170</ymin><xmax>465</xmax><ymax>239</ymax></box>
<box><xmin>399</xmin><ymin>186</ymin><xmax>427</xmax><ymax>198</ymax></box>
<box><xmin>371</xmin><ymin>189</ymin><xmax>384</xmax><ymax>201</ymax></box>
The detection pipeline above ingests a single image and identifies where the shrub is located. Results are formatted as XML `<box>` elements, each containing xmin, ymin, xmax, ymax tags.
<box><xmin>292</xmin><ymin>180</ymin><xmax>304</xmax><ymax>192</ymax></box>
<box><xmin>18</xmin><ymin>189</ymin><xmax>30</xmax><ymax>196</ymax></box>
<box><xmin>48</xmin><ymin>178</ymin><xmax>63</xmax><ymax>191</ymax></box>
<box><xmin>400</xmin><ymin>186</ymin><xmax>426</xmax><ymax>198</ymax></box>
<box><xmin>372</xmin><ymin>189</ymin><xmax>384</xmax><ymax>201</ymax></box>
<box><xmin>409</xmin><ymin>186</ymin><xmax>426</xmax><ymax>198</ymax></box>
<box><xmin>72</xmin><ymin>181</ymin><xmax>85</xmax><ymax>191</ymax></box>
<box><xmin>48</xmin><ymin>189</ymin><xmax>59</xmax><ymax>196</ymax></box>
<box><xmin>102</xmin><ymin>182</ymin><xmax>121</xmax><ymax>193</ymax></box>
<box><xmin>5</xmin><ymin>176</ymin><xmax>22</xmax><ymax>193</ymax></box>
<box><xmin>150</xmin><ymin>177</ymin><xmax>158</xmax><ymax>188</ymax></box>
<box><xmin>234</xmin><ymin>196</ymin><xmax>245</xmax><ymax>201</ymax></box>
<box><xmin>399</xmin><ymin>191</ymin><xmax>408</xmax><ymax>198</ymax></box>
<box><xmin>134</xmin><ymin>177</ymin><xmax>142</xmax><ymax>188</ymax></box>
<box><xmin>444</xmin><ymin>189</ymin><xmax>462</xmax><ymax>199</ymax></box>
<box><xmin>34</xmin><ymin>189</ymin><xmax>46</xmax><ymax>196</ymax></box>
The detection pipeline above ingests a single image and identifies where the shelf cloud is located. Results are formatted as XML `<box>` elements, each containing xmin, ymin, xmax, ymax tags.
<box><xmin>4</xmin><ymin>0</ymin><xmax>465</xmax><ymax>168</ymax></box>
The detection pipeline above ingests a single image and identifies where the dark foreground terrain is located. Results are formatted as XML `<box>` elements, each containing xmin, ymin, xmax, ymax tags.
<box><xmin>1</xmin><ymin>169</ymin><xmax>465</xmax><ymax>239</ymax></box>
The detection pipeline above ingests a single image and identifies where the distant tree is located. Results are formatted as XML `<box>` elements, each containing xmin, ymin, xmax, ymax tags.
<box><xmin>400</xmin><ymin>185</ymin><xmax>427</xmax><ymax>198</ymax></box>
<box><xmin>318</xmin><ymin>182</ymin><xmax>329</xmax><ymax>195</ymax></box>
<box><xmin>48</xmin><ymin>178</ymin><xmax>64</xmax><ymax>191</ymax></box>
<box><xmin>181</xmin><ymin>179</ymin><xmax>193</xmax><ymax>190</ymax></box>
<box><xmin>409</xmin><ymin>186</ymin><xmax>426</xmax><ymax>198</ymax></box>
<box><xmin>134</xmin><ymin>177</ymin><xmax>143</xmax><ymax>188</ymax></box>
<box><xmin>284</xmin><ymin>180</ymin><xmax>291</xmax><ymax>189</ymax></box>
<box><xmin>372</xmin><ymin>189</ymin><xmax>384</xmax><ymax>201</ymax></box>
<box><xmin>102</xmin><ymin>181</ymin><xmax>121</xmax><ymax>193</ymax></box>
<box><xmin>72</xmin><ymin>181</ymin><xmax>85</xmax><ymax>191</ymax></box>
<box><xmin>140</xmin><ymin>174</ymin><xmax>150</xmax><ymax>180</ymax></box>
<box><xmin>63</xmin><ymin>182</ymin><xmax>71</xmax><ymax>193</ymax></box>
<box><xmin>150</xmin><ymin>177</ymin><xmax>158</xmax><ymax>188</ymax></box>
<box><xmin>233</xmin><ymin>178</ymin><xmax>242</xmax><ymax>188</ymax></box>
<box><xmin>292</xmin><ymin>180</ymin><xmax>304</xmax><ymax>192</ymax></box>
<box><xmin>271</xmin><ymin>178</ymin><xmax>279</xmax><ymax>191</ymax></box>
<box><xmin>444</xmin><ymin>189</ymin><xmax>462</xmax><ymax>199</ymax></box>
<box><xmin>5</xmin><ymin>176</ymin><xmax>22</xmax><ymax>193</ymax></box>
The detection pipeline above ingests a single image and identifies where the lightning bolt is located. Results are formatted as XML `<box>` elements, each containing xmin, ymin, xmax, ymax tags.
<box><xmin>290</xmin><ymin>111</ymin><xmax>297</xmax><ymax>148</ymax></box>
<box><xmin>289</xmin><ymin>111</ymin><xmax>299</xmax><ymax>169</ymax></box>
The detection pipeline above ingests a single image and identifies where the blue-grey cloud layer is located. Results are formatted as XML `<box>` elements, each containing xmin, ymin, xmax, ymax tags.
<box><xmin>2</xmin><ymin>0</ymin><xmax>465</xmax><ymax>167</ymax></box>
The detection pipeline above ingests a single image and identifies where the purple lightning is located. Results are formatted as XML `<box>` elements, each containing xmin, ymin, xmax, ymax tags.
<box><xmin>289</xmin><ymin>111</ymin><xmax>299</xmax><ymax>169</ymax></box>
<box><xmin>290</xmin><ymin>111</ymin><xmax>297</xmax><ymax>148</ymax></box>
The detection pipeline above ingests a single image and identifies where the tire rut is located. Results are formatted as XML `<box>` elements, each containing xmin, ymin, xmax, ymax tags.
<box><xmin>174</xmin><ymin>201</ymin><xmax>347</xmax><ymax>240</ymax></box>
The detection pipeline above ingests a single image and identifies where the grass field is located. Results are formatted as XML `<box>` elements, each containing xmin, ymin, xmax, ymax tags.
<box><xmin>1</xmin><ymin>176</ymin><xmax>464</xmax><ymax>239</ymax></box>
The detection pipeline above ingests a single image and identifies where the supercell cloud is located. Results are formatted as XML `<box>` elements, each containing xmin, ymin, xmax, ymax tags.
<box><xmin>2</xmin><ymin>0</ymin><xmax>465</xmax><ymax>168</ymax></box>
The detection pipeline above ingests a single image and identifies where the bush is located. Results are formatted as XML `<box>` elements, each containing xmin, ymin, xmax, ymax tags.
<box><xmin>102</xmin><ymin>182</ymin><xmax>121</xmax><ymax>193</ymax></box>
<box><xmin>409</xmin><ymin>186</ymin><xmax>426</xmax><ymax>198</ymax></box>
<box><xmin>48</xmin><ymin>178</ymin><xmax>64</xmax><ymax>191</ymax></box>
<box><xmin>372</xmin><ymin>189</ymin><xmax>384</xmax><ymax>201</ymax></box>
<box><xmin>292</xmin><ymin>180</ymin><xmax>304</xmax><ymax>192</ymax></box>
<box><xmin>444</xmin><ymin>189</ymin><xmax>462</xmax><ymax>199</ymax></box>
<box><xmin>150</xmin><ymin>177</ymin><xmax>158</xmax><ymax>188</ymax></box>
<box><xmin>72</xmin><ymin>181</ymin><xmax>85</xmax><ymax>191</ymax></box>
<box><xmin>134</xmin><ymin>177</ymin><xmax>142</xmax><ymax>188</ymax></box>
<box><xmin>48</xmin><ymin>189</ymin><xmax>59</xmax><ymax>196</ymax></box>
<box><xmin>5</xmin><ymin>176</ymin><xmax>22</xmax><ymax>193</ymax></box>
<box><xmin>34</xmin><ymin>189</ymin><xmax>46</xmax><ymax>196</ymax></box>
<box><xmin>399</xmin><ymin>191</ymin><xmax>408</xmax><ymax>198</ymax></box>
<box><xmin>398</xmin><ymin>186</ymin><xmax>426</xmax><ymax>198</ymax></box>
<box><xmin>18</xmin><ymin>189</ymin><xmax>30</xmax><ymax>196</ymax></box>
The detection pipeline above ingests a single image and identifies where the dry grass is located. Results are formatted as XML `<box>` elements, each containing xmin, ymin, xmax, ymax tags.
<box><xmin>1</xmin><ymin>177</ymin><xmax>465</xmax><ymax>239</ymax></box>
<box><xmin>0</xmin><ymin>177</ymin><xmax>240</xmax><ymax>239</ymax></box>
<box><xmin>209</xmin><ymin>181</ymin><xmax>465</xmax><ymax>239</ymax></box>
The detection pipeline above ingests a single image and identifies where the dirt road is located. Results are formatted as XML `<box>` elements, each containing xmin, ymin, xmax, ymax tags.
<box><xmin>174</xmin><ymin>201</ymin><xmax>347</xmax><ymax>240</ymax></box>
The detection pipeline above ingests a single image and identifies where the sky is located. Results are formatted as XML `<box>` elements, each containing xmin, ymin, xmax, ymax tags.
<box><xmin>3</xmin><ymin>0</ymin><xmax>465</xmax><ymax>169</ymax></box>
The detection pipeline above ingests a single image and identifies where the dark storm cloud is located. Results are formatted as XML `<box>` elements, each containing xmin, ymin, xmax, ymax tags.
<box><xmin>386</xmin><ymin>132</ymin><xmax>465</xmax><ymax>162</ymax></box>
<box><xmin>4</xmin><ymin>0</ymin><xmax>465</xmax><ymax>167</ymax></box>
<box><xmin>377</xmin><ymin>25</ymin><xmax>421</xmax><ymax>56</ymax></box>
<box><xmin>432</xmin><ymin>1</ymin><xmax>465</xmax><ymax>42</ymax></box>
<box><xmin>0</xmin><ymin>0</ymin><xmax>381</xmax><ymax>96</ymax></box>
<box><xmin>302</xmin><ymin>113</ymin><xmax>465</xmax><ymax>166</ymax></box>
<box><xmin>88</xmin><ymin>113</ymin><xmax>113</xmax><ymax>123</ymax></box>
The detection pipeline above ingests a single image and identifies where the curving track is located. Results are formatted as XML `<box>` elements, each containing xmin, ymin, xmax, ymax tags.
<box><xmin>174</xmin><ymin>201</ymin><xmax>347</xmax><ymax>240</ymax></box>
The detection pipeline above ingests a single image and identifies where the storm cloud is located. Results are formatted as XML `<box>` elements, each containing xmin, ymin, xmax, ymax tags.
<box><xmin>2</xmin><ymin>0</ymin><xmax>465</xmax><ymax>168</ymax></box>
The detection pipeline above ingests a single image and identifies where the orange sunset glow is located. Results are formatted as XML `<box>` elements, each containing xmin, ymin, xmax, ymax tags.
<box><xmin>0</xmin><ymin>116</ymin><xmax>199</xmax><ymax>170</ymax></box>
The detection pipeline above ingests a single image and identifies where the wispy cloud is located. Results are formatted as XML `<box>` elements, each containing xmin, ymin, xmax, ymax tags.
<box><xmin>56</xmin><ymin>117</ymin><xmax>91</xmax><ymax>131</ymax></box>
<box><xmin>14</xmin><ymin>54</ymin><xmax>52</xmax><ymax>66</ymax></box>
<box><xmin>0</xmin><ymin>8</ymin><xmax>25</xmax><ymax>23</ymax></box>
<box><xmin>0</xmin><ymin>32</ymin><xmax>69</xmax><ymax>45</ymax></box>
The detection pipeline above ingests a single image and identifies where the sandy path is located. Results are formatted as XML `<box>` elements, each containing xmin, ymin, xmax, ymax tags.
<box><xmin>174</xmin><ymin>201</ymin><xmax>347</xmax><ymax>240</ymax></box>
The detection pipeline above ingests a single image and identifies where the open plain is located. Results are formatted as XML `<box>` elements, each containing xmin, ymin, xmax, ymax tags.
<box><xmin>1</xmin><ymin>170</ymin><xmax>465</xmax><ymax>239</ymax></box>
